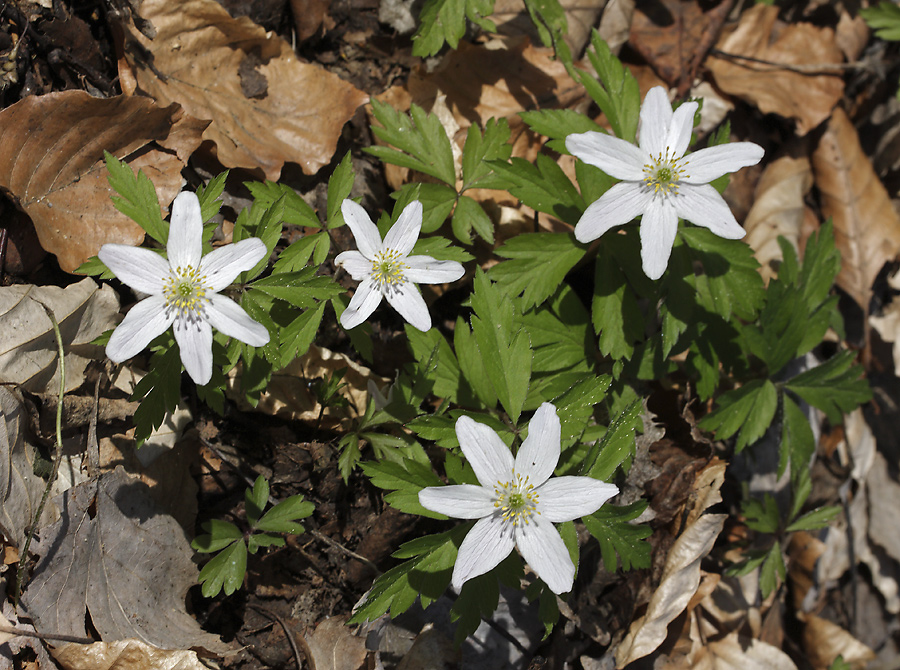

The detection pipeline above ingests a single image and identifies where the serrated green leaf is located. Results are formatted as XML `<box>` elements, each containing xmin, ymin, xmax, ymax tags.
<box><xmin>132</xmin><ymin>340</ymin><xmax>183</xmax><ymax>446</ymax></box>
<box><xmin>75</xmin><ymin>255</ymin><xmax>114</xmax><ymax>279</ymax></box>
<box><xmin>785</xmin><ymin>350</ymin><xmax>871</xmax><ymax>424</ymax></box>
<box><xmin>196</xmin><ymin>171</ymin><xmax>229</xmax><ymax>224</ymax></box>
<box><xmin>698</xmin><ymin>379</ymin><xmax>778</xmax><ymax>452</ymax></box>
<box><xmin>455</xmin><ymin>315</ymin><xmax>497</xmax><ymax>408</ymax></box>
<box><xmin>593</xmin><ymin>242</ymin><xmax>646</xmax><ymax>360</ymax></box>
<box><xmin>256</xmin><ymin>494</ymin><xmax>314</xmax><ymax>533</ymax></box>
<box><xmin>586</xmin><ymin>399</ymin><xmax>640</xmax><ymax>481</ymax></box>
<box><xmin>488</xmin><ymin>154</ymin><xmax>583</xmax><ymax>224</ymax></box>
<box><xmin>251</xmin><ymin>269</ymin><xmax>343</xmax><ymax>308</ymax></box>
<box><xmin>786</xmin><ymin>505</ymin><xmax>840</xmax><ymax>532</ymax></box>
<box><xmin>245</xmin><ymin>475</ymin><xmax>269</xmax><ymax>525</ymax></box>
<box><xmin>405</xmin><ymin>326</ymin><xmax>464</xmax><ymax>401</ymax></box>
<box><xmin>412</xmin><ymin>0</ymin><xmax>496</xmax><ymax>57</ymax></box>
<box><xmin>583</xmin><ymin>501</ymin><xmax>651</xmax><ymax>571</ymax></box>
<box><xmin>759</xmin><ymin>541</ymin><xmax>785</xmax><ymax>599</ymax></box>
<box><xmin>452</xmin><ymin>194</ymin><xmax>494</xmax><ymax>244</ymax></box>
<box><xmin>247</xmin><ymin>534</ymin><xmax>286</xmax><ymax>554</ymax></box>
<box><xmin>273</xmin><ymin>232</ymin><xmax>331</xmax><ymax>273</ymax></box>
<box><xmin>461</xmin><ymin>118</ymin><xmax>513</xmax><ymax>191</ymax></box>
<box><xmin>489</xmin><ymin>233</ymin><xmax>584</xmax><ymax>311</ymax></box>
<box><xmin>192</xmin><ymin>520</ymin><xmax>243</xmax><ymax>553</ymax></box>
<box><xmin>574</xmin><ymin>33</ymin><xmax>641</xmax><ymax>142</ymax></box>
<box><xmin>280</xmin><ymin>301</ymin><xmax>327</xmax><ymax>367</ymax></box>
<box><xmin>394</xmin><ymin>183</ymin><xmax>458</xmax><ymax>233</ymax></box>
<box><xmin>104</xmin><ymin>151</ymin><xmax>167</xmax><ymax>245</ymax></box>
<box><xmin>780</xmin><ymin>394</ymin><xmax>814</xmax><ymax>479</ymax></box>
<box><xmin>233</xmin><ymin>197</ymin><xmax>283</xmax><ymax>282</ymax></box>
<box><xmin>361</xmin><ymin>459</ymin><xmax>444</xmax><ymax>517</ymax></box>
<box><xmin>197</xmin><ymin>540</ymin><xmax>247</xmax><ymax>597</ymax></box>
<box><xmin>519</xmin><ymin>109</ymin><xmax>604</xmax><ymax>155</ymax></box>
<box><xmin>860</xmin><ymin>2</ymin><xmax>900</xmax><ymax>40</ymax></box>
<box><xmin>338</xmin><ymin>434</ymin><xmax>361</xmax><ymax>482</ymax></box>
<box><xmin>245</xmin><ymin>180</ymin><xmax>320</xmax><ymax>228</ymax></box>
<box><xmin>327</xmin><ymin>151</ymin><xmax>355</xmax><ymax>229</ymax></box>
<box><xmin>743</xmin><ymin>494</ymin><xmax>780</xmax><ymax>533</ymax></box>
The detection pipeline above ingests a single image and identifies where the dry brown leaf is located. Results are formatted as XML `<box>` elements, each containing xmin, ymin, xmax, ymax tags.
<box><xmin>53</xmin><ymin>639</ymin><xmax>210</xmax><ymax>670</ymax></box>
<box><xmin>691</xmin><ymin>632</ymin><xmax>797</xmax><ymax>670</ymax></box>
<box><xmin>306</xmin><ymin>616</ymin><xmax>368</xmax><ymax>670</ymax></box>
<box><xmin>121</xmin><ymin>0</ymin><xmax>367</xmax><ymax>179</ymax></box>
<box><xmin>708</xmin><ymin>5</ymin><xmax>844</xmax><ymax>135</ymax></box>
<box><xmin>0</xmin><ymin>91</ymin><xmax>206</xmax><ymax>272</ymax></box>
<box><xmin>744</xmin><ymin>153</ymin><xmax>815</xmax><ymax>283</ymax></box>
<box><xmin>0</xmin><ymin>278</ymin><xmax>120</xmax><ymax>394</ymax></box>
<box><xmin>812</xmin><ymin>107</ymin><xmax>900</xmax><ymax>309</ymax></box>
<box><xmin>800</xmin><ymin>613</ymin><xmax>876</xmax><ymax>670</ymax></box>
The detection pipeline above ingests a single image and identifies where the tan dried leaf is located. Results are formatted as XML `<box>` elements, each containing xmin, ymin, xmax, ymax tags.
<box><xmin>708</xmin><ymin>5</ymin><xmax>844</xmax><ymax>135</ymax></box>
<box><xmin>0</xmin><ymin>92</ymin><xmax>206</xmax><ymax>272</ymax></box>
<box><xmin>800</xmin><ymin>613</ymin><xmax>875</xmax><ymax>670</ymax></box>
<box><xmin>812</xmin><ymin>108</ymin><xmax>900</xmax><ymax>309</ymax></box>
<box><xmin>121</xmin><ymin>0</ymin><xmax>368</xmax><ymax>179</ymax></box>
<box><xmin>0</xmin><ymin>278</ymin><xmax>120</xmax><ymax>394</ymax></box>
<box><xmin>691</xmin><ymin>632</ymin><xmax>798</xmax><ymax>670</ymax></box>
<box><xmin>492</xmin><ymin>0</ymin><xmax>606</xmax><ymax>56</ymax></box>
<box><xmin>53</xmin><ymin>639</ymin><xmax>210</xmax><ymax>670</ymax></box>
<box><xmin>307</xmin><ymin>616</ymin><xmax>368</xmax><ymax>670</ymax></box>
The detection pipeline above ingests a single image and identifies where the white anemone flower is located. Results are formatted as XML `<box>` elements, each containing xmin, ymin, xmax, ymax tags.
<box><xmin>335</xmin><ymin>199</ymin><xmax>465</xmax><ymax>332</ymax></box>
<box><xmin>99</xmin><ymin>191</ymin><xmax>270</xmax><ymax>385</ymax></box>
<box><xmin>566</xmin><ymin>86</ymin><xmax>764</xmax><ymax>280</ymax></box>
<box><xmin>418</xmin><ymin>403</ymin><xmax>619</xmax><ymax>594</ymax></box>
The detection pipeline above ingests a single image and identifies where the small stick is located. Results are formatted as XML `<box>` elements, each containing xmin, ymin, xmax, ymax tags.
<box><xmin>0</xmin><ymin>624</ymin><xmax>93</xmax><ymax>645</ymax></box>
<box><xmin>249</xmin><ymin>606</ymin><xmax>316</xmax><ymax>670</ymax></box>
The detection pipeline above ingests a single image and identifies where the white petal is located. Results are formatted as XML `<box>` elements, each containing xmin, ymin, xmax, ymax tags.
<box><xmin>674</xmin><ymin>184</ymin><xmax>746</xmax><ymax>239</ymax></box>
<box><xmin>452</xmin><ymin>514</ymin><xmax>515</xmax><ymax>590</ymax></box>
<box><xmin>565</xmin><ymin>131</ymin><xmax>646</xmax><ymax>181</ymax></box>
<box><xmin>173</xmin><ymin>317</ymin><xmax>214</xmax><ymax>385</ymax></box>
<box><xmin>98</xmin><ymin>245</ymin><xmax>168</xmax><ymax>295</ymax></box>
<box><xmin>665</xmin><ymin>101</ymin><xmax>698</xmax><ymax>159</ymax></box>
<box><xmin>682</xmin><ymin>142</ymin><xmax>765</xmax><ymax>184</ymax></box>
<box><xmin>341</xmin><ymin>200</ymin><xmax>382</xmax><ymax>258</ymax></box>
<box><xmin>335</xmin><ymin>250</ymin><xmax>373</xmax><ymax>281</ymax></box>
<box><xmin>574</xmin><ymin>181</ymin><xmax>648</xmax><ymax>244</ymax></box>
<box><xmin>106</xmin><ymin>295</ymin><xmax>174</xmax><ymax>362</ymax></box>
<box><xmin>340</xmin><ymin>277</ymin><xmax>383</xmax><ymax>330</ymax></box>
<box><xmin>515</xmin><ymin>516</ymin><xmax>575</xmax><ymax>595</ymax></box>
<box><xmin>638</xmin><ymin>87</ymin><xmax>673</xmax><ymax>156</ymax></box>
<box><xmin>205</xmin><ymin>294</ymin><xmax>270</xmax><ymax>346</ymax></box>
<box><xmin>167</xmin><ymin>192</ymin><xmax>203</xmax><ymax>269</ymax></box>
<box><xmin>639</xmin><ymin>197</ymin><xmax>679</xmax><ymax>280</ymax></box>
<box><xmin>404</xmin><ymin>256</ymin><xmax>465</xmax><ymax>284</ymax></box>
<box><xmin>384</xmin><ymin>282</ymin><xmax>431</xmax><ymax>332</ymax></box>
<box><xmin>200</xmin><ymin>238</ymin><xmax>267</xmax><ymax>292</ymax></box>
<box><xmin>537</xmin><ymin>477</ymin><xmax>619</xmax><ymax>522</ymax></box>
<box><xmin>418</xmin><ymin>485</ymin><xmax>496</xmax><ymax>519</ymax></box>
<box><xmin>455</xmin><ymin>415</ymin><xmax>515</xmax><ymax>488</ymax></box>
<box><xmin>515</xmin><ymin>403</ymin><xmax>561</xmax><ymax>486</ymax></box>
<box><xmin>382</xmin><ymin>200</ymin><xmax>422</xmax><ymax>256</ymax></box>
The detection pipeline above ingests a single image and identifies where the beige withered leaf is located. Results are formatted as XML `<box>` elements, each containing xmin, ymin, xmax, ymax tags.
<box><xmin>0</xmin><ymin>92</ymin><xmax>206</xmax><ymax>272</ymax></box>
<box><xmin>812</xmin><ymin>108</ymin><xmax>900</xmax><ymax>310</ymax></box>
<box><xmin>120</xmin><ymin>0</ymin><xmax>368</xmax><ymax>179</ymax></box>
<box><xmin>800</xmin><ymin>613</ymin><xmax>875</xmax><ymax>670</ymax></box>
<box><xmin>708</xmin><ymin>5</ymin><xmax>843</xmax><ymax>135</ymax></box>
<box><xmin>307</xmin><ymin>616</ymin><xmax>368</xmax><ymax>670</ymax></box>
<box><xmin>53</xmin><ymin>639</ymin><xmax>210</xmax><ymax>670</ymax></box>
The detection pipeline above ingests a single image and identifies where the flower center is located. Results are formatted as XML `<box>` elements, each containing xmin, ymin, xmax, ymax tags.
<box><xmin>494</xmin><ymin>471</ymin><xmax>540</xmax><ymax>526</ymax></box>
<box><xmin>370</xmin><ymin>249</ymin><xmax>408</xmax><ymax>291</ymax></box>
<box><xmin>643</xmin><ymin>152</ymin><xmax>689</xmax><ymax>196</ymax></box>
<box><xmin>163</xmin><ymin>265</ymin><xmax>209</xmax><ymax>318</ymax></box>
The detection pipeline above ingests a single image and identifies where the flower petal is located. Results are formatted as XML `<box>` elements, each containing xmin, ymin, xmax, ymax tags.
<box><xmin>682</xmin><ymin>142</ymin><xmax>765</xmax><ymax>184</ymax></box>
<box><xmin>537</xmin><ymin>476</ymin><xmax>619</xmax><ymax>522</ymax></box>
<box><xmin>384</xmin><ymin>282</ymin><xmax>431</xmax><ymax>332</ymax></box>
<box><xmin>205</xmin><ymin>294</ymin><xmax>269</xmax><ymax>346</ymax></box>
<box><xmin>200</xmin><ymin>238</ymin><xmax>267</xmax><ymax>292</ymax></box>
<box><xmin>638</xmin><ymin>86</ymin><xmax>673</xmax><ymax>156</ymax></box>
<box><xmin>341</xmin><ymin>200</ymin><xmax>382</xmax><ymax>258</ymax></box>
<box><xmin>573</xmin><ymin>181</ymin><xmax>648</xmax><ymax>244</ymax></box>
<box><xmin>565</xmin><ymin>131</ymin><xmax>646</xmax><ymax>181</ymax></box>
<box><xmin>674</xmin><ymin>184</ymin><xmax>746</xmax><ymax>239</ymax></box>
<box><xmin>335</xmin><ymin>250</ymin><xmax>373</xmax><ymax>281</ymax></box>
<box><xmin>106</xmin><ymin>295</ymin><xmax>174</xmax><ymax>362</ymax></box>
<box><xmin>639</xmin><ymin>197</ymin><xmax>679</xmax><ymax>280</ymax></box>
<box><xmin>173</xmin><ymin>317</ymin><xmax>214</xmax><ymax>385</ymax></box>
<box><xmin>167</xmin><ymin>192</ymin><xmax>204</xmax><ymax>270</ymax></box>
<box><xmin>340</xmin><ymin>276</ymin><xmax>383</xmax><ymax>330</ymax></box>
<box><xmin>515</xmin><ymin>516</ymin><xmax>575</xmax><ymax>594</ymax></box>
<box><xmin>419</xmin><ymin>485</ymin><xmax>496</xmax><ymax>519</ymax></box>
<box><xmin>404</xmin><ymin>255</ymin><xmax>465</xmax><ymax>284</ymax></box>
<box><xmin>665</xmin><ymin>101</ymin><xmax>698</xmax><ymax>159</ymax></box>
<box><xmin>515</xmin><ymin>403</ymin><xmax>560</xmax><ymax>486</ymax></box>
<box><xmin>456</xmin><ymin>415</ymin><xmax>515</xmax><ymax>488</ymax></box>
<box><xmin>98</xmin><ymin>245</ymin><xmax>169</xmax><ymax>295</ymax></box>
<box><xmin>382</xmin><ymin>200</ymin><xmax>422</xmax><ymax>256</ymax></box>
<box><xmin>452</xmin><ymin>514</ymin><xmax>515</xmax><ymax>591</ymax></box>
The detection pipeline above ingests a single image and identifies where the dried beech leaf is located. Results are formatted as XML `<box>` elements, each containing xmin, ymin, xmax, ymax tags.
<box><xmin>744</xmin><ymin>154</ymin><xmax>814</xmax><ymax>282</ymax></box>
<box><xmin>691</xmin><ymin>632</ymin><xmax>798</xmax><ymax>670</ymax></box>
<box><xmin>121</xmin><ymin>0</ymin><xmax>367</xmax><ymax>179</ymax></box>
<box><xmin>0</xmin><ymin>278</ymin><xmax>120</xmax><ymax>394</ymax></box>
<box><xmin>708</xmin><ymin>5</ymin><xmax>843</xmax><ymax>135</ymax></box>
<box><xmin>53</xmin><ymin>639</ymin><xmax>209</xmax><ymax>670</ymax></box>
<box><xmin>21</xmin><ymin>467</ymin><xmax>230</xmax><ymax>655</ymax></box>
<box><xmin>307</xmin><ymin>616</ymin><xmax>368</xmax><ymax>670</ymax></box>
<box><xmin>0</xmin><ymin>91</ymin><xmax>206</xmax><ymax>272</ymax></box>
<box><xmin>800</xmin><ymin>613</ymin><xmax>875</xmax><ymax>670</ymax></box>
<box><xmin>812</xmin><ymin>108</ymin><xmax>900</xmax><ymax>309</ymax></box>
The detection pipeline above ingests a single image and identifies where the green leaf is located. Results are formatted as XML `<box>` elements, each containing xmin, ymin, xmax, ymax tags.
<box><xmin>331</xmin><ymin>296</ymin><xmax>374</xmax><ymax>362</ymax></box>
<box><xmin>785</xmin><ymin>351</ymin><xmax>871</xmax><ymax>424</ymax></box>
<box><xmin>192</xmin><ymin>520</ymin><xmax>243</xmax><ymax>553</ymax></box>
<box><xmin>586</xmin><ymin>399</ymin><xmax>640</xmax><ymax>481</ymax></box>
<box><xmin>780</xmin><ymin>394</ymin><xmax>815</xmax><ymax>479</ymax></box>
<box><xmin>412</xmin><ymin>0</ymin><xmax>495</xmax><ymax>57</ymax></box>
<box><xmin>743</xmin><ymin>494</ymin><xmax>781</xmax><ymax>534</ymax></box>
<box><xmin>247</xmin><ymin>533</ymin><xmax>286</xmax><ymax>553</ymax></box>
<box><xmin>489</xmin><ymin>233</ymin><xmax>584</xmax><ymax>311</ymax></box>
<box><xmin>104</xmin><ymin>151</ymin><xmax>167</xmax><ymax>245</ymax></box>
<box><xmin>552</xmin><ymin>375</ymin><xmax>611</xmax><ymax>448</ymax></box>
<box><xmin>251</xmin><ymin>269</ymin><xmax>343</xmax><ymax>308</ymax></box>
<box><xmin>280</xmin><ymin>301</ymin><xmax>327</xmax><ymax>367</ymax></box>
<box><xmin>75</xmin><ymin>255</ymin><xmax>114</xmax><ymax>279</ymax></box>
<box><xmin>411</xmin><ymin>234</ymin><xmax>475</xmax><ymax>263</ymax></box>
<box><xmin>461</xmin><ymin>118</ymin><xmax>513</xmax><ymax>191</ymax></box>
<box><xmin>338</xmin><ymin>434</ymin><xmax>361</xmax><ymax>482</ymax></box>
<box><xmin>233</xmin><ymin>196</ymin><xmax>284</xmax><ymax>282</ymax></box>
<box><xmin>573</xmin><ymin>33</ymin><xmax>641</xmax><ymax>142</ymax></box>
<box><xmin>488</xmin><ymin>154</ymin><xmax>584</xmax><ymax>224</ymax></box>
<box><xmin>759</xmin><ymin>541</ymin><xmax>785</xmax><ymax>599</ymax></box>
<box><xmin>451</xmin><ymin>194</ymin><xmax>495</xmax><ymax>245</ymax></box>
<box><xmin>583</xmin><ymin>501</ymin><xmax>652</xmax><ymax>571</ymax></box>
<box><xmin>256</xmin><ymin>494</ymin><xmax>315</xmax><ymax>533</ymax></box>
<box><xmin>197</xmin><ymin>540</ymin><xmax>247</xmax><ymax>597</ymax></box>
<box><xmin>327</xmin><ymin>151</ymin><xmax>355</xmax><ymax>229</ymax></box>
<box><xmin>519</xmin><ymin>110</ymin><xmax>604</xmax><ymax>152</ymax></box>
<box><xmin>405</xmin><ymin>326</ymin><xmax>464</xmax><ymax>401</ymax></box>
<box><xmin>360</xmin><ymin>459</ymin><xmax>444</xmax><ymax>517</ymax></box>
<box><xmin>245</xmin><ymin>180</ymin><xmax>320</xmax><ymax>228</ymax></box>
<box><xmin>698</xmin><ymin>379</ymin><xmax>778</xmax><ymax>452</ymax></box>
<box><xmin>786</xmin><ymin>505</ymin><xmax>840</xmax><ymax>532</ymax></box>
<box><xmin>394</xmin><ymin>183</ymin><xmax>458</xmax><ymax>234</ymax></box>
<box><xmin>273</xmin><ymin>232</ymin><xmax>332</xmax><ymax>273</ymax></box>
<box><xmin>196</xmin><ymin>171</ymin><xmax>229</xmax><ymax>225</ymax></box>
<box><xmin>245</xmin><ymin>475</ymin><xmax>269</xmax><ymax>525</ymax></box>
<box><xmin>860</xmin><ymin>2</ymin><xmax>900</xmax><ymax>41</ymax></box>
<box><xmin>132</xmin><ymin>340</ymin><xmax>183</xmax><ymax>447</ymax></box>
<box><xmin>592</xmin><ymin>241</ymin><xmax>646</xmax><ymax>361</ymax></box>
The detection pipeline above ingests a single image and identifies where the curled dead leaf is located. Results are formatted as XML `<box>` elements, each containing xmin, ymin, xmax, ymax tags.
<box><xmin>307</xmin><ymin>616</ymin><xmax>368</xmax><ymax>670</ymax></box>
<box><xmin>800</xmin><ymin>613</ymin><xmax>875</xmax><ymax>670</ymax></box>
<box><xmin>53</xmin><ymin>638</ymin><xmax>211</xmax><ymax>670</ymax></box>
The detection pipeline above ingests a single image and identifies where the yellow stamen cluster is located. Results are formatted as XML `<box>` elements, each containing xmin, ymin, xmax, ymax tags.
<box><xmin>643</xmin><ymin>152</ymin><xmax>689</xmax><ymax>196</ymax></box>
<box><xmin>163</xmin><ymin>265</ymin><xmax>209</xmax><ymax>317</ymax></box>
<box><xmin>494</xmin><ymin>471</ymin><xmax>540</xmax><ymax>526</ymax></box>
<box><xmin>370</xmin><ymin>249</ymin><xmax>408</xmax><ymax>290</ymax></box>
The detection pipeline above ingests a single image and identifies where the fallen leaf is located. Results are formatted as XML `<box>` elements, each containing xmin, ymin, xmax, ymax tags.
<box><xmin>396</xmin><ymin>625</ymin><xmax>459</xmax><ymax>670</ymax></box>
<box><xmin>0</xmin><ymin>603</ymin><xmax>56</xmax><ymax>670</ymax></box>
<box><xmin>306</xmin><ymin>616</ymin><xmax>368</xmax><ymax>670</ymax></box>
<box><xmin>800</xmin><ymin>613</ymin><xmax>876</xmax><ymax>670</ymax></box>
<box><xmin>0</xmin><ymin>278</ymin><xmax>120</xmax><ymax>394</ymax></box>
<box><xmin>20</xmin><ymin>467</ymin><xmax>230</xmax><ymax>655</ymax></box>
<box><xmin>120</xmin><ymin>0</ymin><xmax>368</xmax><ymax>179</ymax></box>
<box><xmin>53</xmin><ymin>639</ymin><xmax>210</xmax><ymax>670</ymax></box>
<box><xmin>492</xmin><ymin>0</ymin><xmax>605</xmax><ymax>56</ymax></box>
<box><xmin>812</xmin><ymin>107</ymin><xmax>900</xmax><ymax>309</ymax></box>
<box><xmin>0</xmin><ymin>91</ymin><xmax>207</xmax><ymax>272</ymax></box>
<box><xmin>708</xmin><ymin>4</ymin><xmax>844</xmax><ymax>135</ymax></box>
<box><xmin>691</xmin><ymin>632</ymin><xmax>798</xmax><ymax>670</ymax></box>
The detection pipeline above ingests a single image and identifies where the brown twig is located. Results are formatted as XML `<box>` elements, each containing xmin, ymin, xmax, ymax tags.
<box><xmin>0</xmin><ymin>624</ymin><xmax>93</xmax><ymax>645</ymax></box>
<box><xmin>248</xmin><ymin>606</ymin><xmax>316</xmax><ymax>670</ymax></box>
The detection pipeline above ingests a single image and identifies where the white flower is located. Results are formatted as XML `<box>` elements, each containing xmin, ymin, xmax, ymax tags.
<box><xmin>418</xmin><ymin>403</ymin><xmax>619</xmax><ymax>594</ymax></box>
<box><xmin>566</xmin><ymin>86</ymin><xmax>764</xmax><ymax>280</ymax></box>
<box><xmin>335</xmin><ymin>199</ymin><xmax>465</xmax><ymax>332</ymax></box>
<box><xmin>99</xmin><ymin>191</ymin><xmax>270</xmax><ymax>385</ymax></box>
